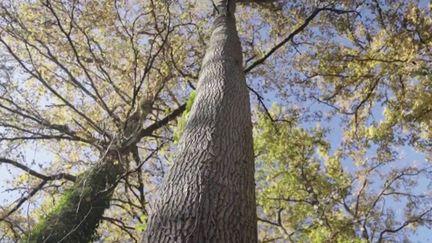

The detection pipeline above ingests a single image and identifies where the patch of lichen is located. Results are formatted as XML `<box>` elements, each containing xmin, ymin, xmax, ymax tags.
<box><xmin>27</xmin><ymin>159</ymin><xmax>123</xmax><ymax>243</ymax></box>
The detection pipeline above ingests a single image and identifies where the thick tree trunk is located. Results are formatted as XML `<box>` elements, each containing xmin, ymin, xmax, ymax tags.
<box><xmin>28</xmin><ymin>155</ymin><xmax>123</xmax><ymax>243</ymax></box>
<box><xmin>143</xmin><ymin>1</ymin><xmax>257</xmax><ymax>242</ymax></box>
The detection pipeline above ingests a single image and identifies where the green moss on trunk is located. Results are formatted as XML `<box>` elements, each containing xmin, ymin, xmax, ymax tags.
<box><xmin>28</xmin><ymin>158</ymin><xmax>123</xmax><ymax>243</ymax></box>
<box><xmin>173</xmin><ymin>90</ymin><xmax>196</xmax><ymax>143</ymax></box>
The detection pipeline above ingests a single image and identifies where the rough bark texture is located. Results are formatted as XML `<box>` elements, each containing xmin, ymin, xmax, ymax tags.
<box><xmin>143</xmin><ymin>0</ymin><xmax>257</xmax><ymax>242</ymax></box>
<box><xmin>28</xmin><ymin>156</ymin><xmax>123</xmax><ymax>243</ymax></box>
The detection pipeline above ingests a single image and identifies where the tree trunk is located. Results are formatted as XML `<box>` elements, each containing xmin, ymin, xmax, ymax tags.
<box><xmin>143</xmin><ymin>1</ymin><xmax>257</xmax><ymax>242</ymax></box>
<box><xmin>28</xmin><ymin>155</ymin><xmax>123</xmax><ymax>243</ymax></box>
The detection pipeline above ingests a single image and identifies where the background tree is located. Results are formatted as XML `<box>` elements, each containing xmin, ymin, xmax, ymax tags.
<box><xmin>0</xmin><ymin>0</ymin><xmax>430</xmax><ymax>242</ymax></box>
<box><xmin>0</xmin><ymin>0</ymin><xmax>191</xmax><ymax>241</ymax></box>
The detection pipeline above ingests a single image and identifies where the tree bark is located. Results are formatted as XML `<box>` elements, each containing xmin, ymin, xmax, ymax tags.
<box><xmin>143</xmin><ymin>0</ymin><xmax>257</xmax><ymax>242</ymax></box>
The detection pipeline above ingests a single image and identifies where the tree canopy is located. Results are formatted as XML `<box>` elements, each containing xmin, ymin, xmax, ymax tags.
<box><xmin>0</xmin><ymin>0</ymin><xmax>431</xmax><ymax>242</ymax></box>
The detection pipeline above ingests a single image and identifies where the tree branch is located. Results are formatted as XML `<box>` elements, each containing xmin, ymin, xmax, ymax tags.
<box><xmin>0</xmin><ymin>180</ymin><xmax>47</xmax><ymax>221</ymax></box>
<box><xmin>244</xmin><ymin>7</ymin><xmax>359</xmax><ymax>74</ymax></box>
<box><xmin>123</xmin><ymin>103</ymin><xmax>186</xmax><ymax>148</ymax></box>
<box><xmin>0</xmin><ymin>157</ymin><xmax>76</xmax><ymax>182</ymax></box>
<box><xmin>377</xmin><ymin>208</ymin><xmax>432</xmax><ymax>242</ymax></box>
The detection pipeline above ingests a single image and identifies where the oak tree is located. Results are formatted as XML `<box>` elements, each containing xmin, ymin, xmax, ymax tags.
<box><xmin>0</xmin><ymin>0</ymin><xmax>431</xmax><ymax>242</ymax></box>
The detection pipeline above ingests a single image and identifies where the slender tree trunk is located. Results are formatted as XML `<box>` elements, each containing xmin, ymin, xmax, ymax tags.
<box><xmin>144</xmin><ymin>1</ymin><xmax>257</xmax><ymax>242</ymax></box>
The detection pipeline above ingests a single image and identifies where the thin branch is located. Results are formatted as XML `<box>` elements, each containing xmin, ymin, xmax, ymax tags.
<box><xmin>0</xmin><ymin>37</ymin><xmax>106</xmax><ymax>136</ymax></box>
<box><xmin>244</xmin><ymin>7</ymin><xmax>359</xmax><ymax>74</ymax></box>
<box><xmin>377</xmin><ymin>208</ymin><xmax>432</xmax><ymax>242</ymax></box>
<box><xmin>101</xmin><ymin>216</ymin><xmax>137</xmax><ymax>242</ymax></box>
<box><xmin>44</xmin><ymin>0</ymin><xmax>121</xmax><ymax>125</ymax></box>
<box><xmin>0</xmin><ymin>180</ymin><xmax>46</xmax><ymax>221</ymax></box>
<box><xmin>0</xmin><ymin>157</ymin><xmax>76</xmax><ymax>182</ymax></box>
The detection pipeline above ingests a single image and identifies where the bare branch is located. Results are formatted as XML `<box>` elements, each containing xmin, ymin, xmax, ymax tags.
<box><xmin>102</xmin><ymin>216</ymin><xmax>137</xmax><ymax>242</ymax></box>
<box><xmin>0</xmin><ymin>157</ymin><xmax>76</xmax><ymax>182</ymax></box>
<box><xmin>0</xmin><ymin>180</ymin><xmax>47</xmax><ymax>221</ymax></box>
<box><xmin>244</xmin><ymin>7</ymin><xmax>359</xmax><ymax>74</ymax></box>
<box><xmin>377</xmin><ymin>208</ymin><xmax>432</xmax><ymax>242</ymax></box>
